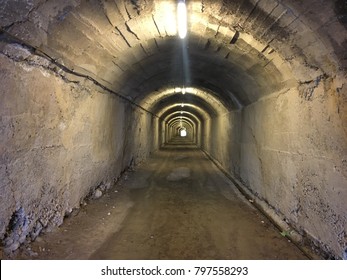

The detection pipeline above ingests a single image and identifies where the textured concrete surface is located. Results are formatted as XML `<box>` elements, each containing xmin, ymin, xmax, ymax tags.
<box><xmin>0</xmin><ymin>45</ymin><xmax>156</xmax><ymax>252</ymax></box>
<box><xmin>0</xmin><ymin>0</ymin><xmax>346</xmax><ymax>259</ymax></box>
<box><xmin>4</xmin><ymin>144</ymin><xmax>311</xmax><ymax>260</ymax></box>
<box><xmin>239</xmin><ymin>84</ymin><xmax>347</xmax><ymax>258</ymax></box>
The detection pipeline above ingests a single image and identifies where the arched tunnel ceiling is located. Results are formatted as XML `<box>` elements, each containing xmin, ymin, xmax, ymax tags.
<box><xmin>169</xmin><ymin>116</ymin><xmax>195</xmax><ymax>126</ymax></box>
<box><xmin>161</xmin><ymin>106</ymin><xmax>205</xmax><ymax>123</ymax></box>
<box><xmin>169</xmin><ymin>118</ymin><xmax>195</xmax><ymax>131</ymax></box>
<box><xmin>166</xmin><ymin>111</ymin><xmax>201</xmax><ymax>126</ymax></box>
<box><xmin>1</xmin><ymin>0</ymin><xmax>346</xmax><ymax>116</ymax></box>
<box><xmin>0</xmin><ymin>0</ymin><xmax>346</xmax><ymax>260</ymax></box>
<box><xmin>126</xmin><ymin>36</ymin><xmax>288</xmax><ymax>107</ymax></box>
<box><xmin>149</xmin><ymin>90</ymin><xmax>222</xmax><ymax>117</ymax></box>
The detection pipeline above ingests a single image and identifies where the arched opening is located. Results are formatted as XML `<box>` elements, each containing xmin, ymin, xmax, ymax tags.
<box><xmin>0</xmin><ymin>0</ymin><xmax>346</xmax><ymax>261</ymax></box>
<box><xmin>179</xmin><ymin>128</ymin><xmax>187</xmax><ymax>137</ymax></box>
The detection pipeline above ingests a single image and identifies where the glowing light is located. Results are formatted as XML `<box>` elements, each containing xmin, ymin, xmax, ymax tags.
<box><xmin>181</xmin><ymin>103</ymin><xmax>184</xmax><ymax>107</ymax></box>
<box><xmin>174</xmin><ymin>87</ymin><xmax>187</xmax><ymax>94</ymax></box>
<box><xmin>160</xmin><ymin>1</ymin><xmax>177</xmax><ymax>36</ymax></box>
<box><xmin>177</xmin><ymin>1</ymin><xmax>187</xmax><ymax>39</ymax></box>
<box><xmin>180</xmin><ymin>129</ymin><xmax>187</xmax><ymax>137</ymax></box>
<box><xmin>185</xmin><ymin>87</ymin><xmax>194</xmax><ymax>93</ymax></box>
<box><xmin>181</xmin><ymin>111</ymin><xmax>183</xmax><ymax>114</ymax></box>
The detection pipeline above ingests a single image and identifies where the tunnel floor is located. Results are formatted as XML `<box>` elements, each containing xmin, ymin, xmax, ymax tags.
<box><xmin>11</xmin><ymin>138</ymin><xmax>309</xmax><ymax>259</ymax></box>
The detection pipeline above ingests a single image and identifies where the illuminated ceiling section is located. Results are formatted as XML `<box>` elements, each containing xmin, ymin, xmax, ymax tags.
<box><xmin>169</xmin><ymin>118</ymin><xmax>195</xmax><ymax>129</ymax></box>
<box><xmin>158</xmin><ymin>103</ymin><xmax>209</xmax><ymax>121</ymax></box>
<box><xmin>164</xmin><ymin>111</ymin><xmax>201</xmax><ymax>124</ymax></box>
<box><xmin>177</xmin><ymin>1</ymin><xmax>187</xmax><ymax>39</ymax></box>
<box><xmin>141</xmin><ymin>86</ymin><xmax>229</xmax><ymax>117</ymax></box>
<box><xmin>125</xmin><ymin>0</ymin><xmax>297</xmax><ymax>113</ymax></box>
<box><xmin>133</xmin><ymin>1</ymin><xmax>291</xmax><ymax>120</ymax></box>
<box><xmin>13</xmin><ymin>0</ymin><xmax>338</xmax><ymax>116</ymax></box>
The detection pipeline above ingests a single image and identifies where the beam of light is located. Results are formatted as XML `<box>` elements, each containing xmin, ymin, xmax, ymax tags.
<box><xmin>177</xmin><ymin>1</ymin><xmax>187</xmax><ymax>39</ymax></box>
<box><xmin>181</xmin><ymin>40</ymin><xmax>191</xmax><ymax>88</ymax></box>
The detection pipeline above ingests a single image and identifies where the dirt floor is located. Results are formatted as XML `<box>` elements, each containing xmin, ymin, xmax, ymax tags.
<box><xmin>4</xmin><ymin>139</ymin><xmax>314</xmax><ymax>260</ymax></box>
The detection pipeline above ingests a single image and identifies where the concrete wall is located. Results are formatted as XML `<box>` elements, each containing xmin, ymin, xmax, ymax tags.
<box><xmin>0</xmin><ymin>0</ymin><xmax>345</xmax><ymax>260</ymax></box>
<box><xmin>0</xmin><ymin>44</ymin><xmax>156</xmax><ymax>251</ymax></box>
<box><xmin>131</xmin><ymin>110</ymin><xmax>158</xmax><ymax>165</ymax></box>
<box><xmin>239</xmin><ymin>82</ymin><xmax>347</xmax><ymax>258</ymax></box>
<box><xmin>208</xmin><ymin>111</ymin><xmax>242</xmax><ymax>177</ymax></box>
<box><xmin>202</xmin><ymin>118</ymin><xmax>211</xmax><ymax>152</ymax></box>
<box><xmin>206</xmin><ymin>78</ymin><xmax>347</xmax><ymax>258</ymax></box>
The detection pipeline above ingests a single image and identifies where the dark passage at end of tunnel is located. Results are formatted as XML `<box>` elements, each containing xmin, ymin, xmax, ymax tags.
<box><xmin>0</xmin><ymin>0</ymin><xmax>346</xmax><ymax>260</ymax></box>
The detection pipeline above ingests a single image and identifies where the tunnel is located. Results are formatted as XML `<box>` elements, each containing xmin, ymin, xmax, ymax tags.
<box><xmin>0</xmin><ymin>0</ymin><xmax>346</xmax><ymax>260</ymax></box>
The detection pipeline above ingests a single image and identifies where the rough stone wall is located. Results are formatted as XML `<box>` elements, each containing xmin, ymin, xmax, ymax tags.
<box><xmin>201</xmin><ymin>118</ymin><xmax>211</xmax><ymax>152</ymax></box>
<box><xmin>0</xmin><ymin>0</ymin><xmax>345</xmax><ymax>260</ymax></box>
<box><xmin>131</xmin><ymin>109</ymin><xmax>158</xmax><ymax>165</ymax></box>
<box><xmin>208</xmin><ymin>111</ymin><xmax>241</xmax><ymax>177</ymax></box>
<box><xmin>0</xmin><ymin>43</ymin><xmax>155</xmax><ymax>251</ymax></box>
<box><xmin>239</xmin><ymin>79</ymin><xmax>347</xmax><ymax>258</ymax></box>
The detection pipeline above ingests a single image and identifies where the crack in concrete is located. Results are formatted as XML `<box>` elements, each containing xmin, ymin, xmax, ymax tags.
<box><xmin>125</xmin><ymin>22</ymin><xmax>140</xmax><ymax>40</ymax></box>
<box><xmin>215</xmin><ymin>23</ymin><xmax>222</xmax><ymax>38</ymax></box>
<box><xmin>262</xmin><ymin>12</ymin><xmax>299</xmax><ymax>46</ymax></box>
<box><xmin>115</xmin><ymin>26</ymin><xmax>132</xmax><ymax>47</ymax></box>
<box><xmin>140</xmin><ymin>43</ymin><xmax>147</xmax><ymax>55</ymax></box>
<box><xmin>204</xmin><ymin>39</ymin><xmax>211</xmax><ymax>50</ymax></box>
<box><xmin>151</xmin><ymin>15</ymin><xmax>162</xmax><ymax>37</ymax></box>
<box><xmin>249</xmin><ymin>127</ymin><xmax>264</xmax><ymax>178</ymax></box>
<box><xmin>234</xmin><ymin>0</ymin><xmax>248</xmax><ymax>24</ymax></box>
<box><xmin>261</xmin><ymin>44</ymin><xmax>270</xmax><ymax>53</ymax></box>
<box><xmin>1</xmin><ymin>1</ymin><xmax>34</xmax><ymax>30</ymax></box>
<box><xmin>40</xmin><ymin>145</ymin><xmax>64</xmax><ymax>150</ymax></box>
<box><xmin>2</xmin><ymin>0</ymin><xmax>50</xmax><ymax>35</ymax></box>
<box><xmin>230</xmin><ymin>30</ymin><xmax>239</xmax><ymax>44</ymax></box>
<box><xmin>263</xmin><ymin>58</ymin><xmax>274</xmax><ymax>68</ymax></box>
<box><xmin>130</xmin><ymin>0</ymin><xmax>146</xmax><ymax>16</ymax></box>
<box><xmin>259</xmin><ymin>2</ymin><xmax>280</xmax><ymax>26</ymax></box>
<box><xmin>299</xmin><ymin>74</ymin><xmax>327</xmax><ymax>85</ymax></box>
<box><xmin>153</xmin><ymin>38</ymin><xmax>159</xmax><ymax>50</ymax></box>
<box><xmin>0</xmin><ymin>27</ymin><xmax>158</xmax><ymax>118</ymax></box>
<box><xmin>124</xmin><ymin>2</ymin><xmax>133</xmax><ymax>20</ymax></box>
<box><xmin>104</xmin><ymin>12</ymin><xmax>115</xmax><ymax>28</ymax></box>
<box><xmin>298</xmin><ymin>74</ymin><xmax>327</xmax><ymax>101</ymax></box>
<box><xmin>260</xmin><ymin>9</ymin><xmax>288</xmax><ymax>38</ymax></box>
<box><xmin>241</xmin><ymin>0</ymin><xmax>260</xmax><ymax>26</ymax></box>
<box><xmin>215</xmin><ymin>45</ymin><xmax>222</xmax><ymax>53</ymax></box>
<box><xmin>112</xmin><ymin>60</ymin><xmax>125</xmax><ymax>72</ymax></box>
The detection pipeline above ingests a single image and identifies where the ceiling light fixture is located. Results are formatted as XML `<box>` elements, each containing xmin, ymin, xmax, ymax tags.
<box><xmin>177</xmin><ymin>1</ymin><xmax>187</xmax><ymax>39</ymax></box>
